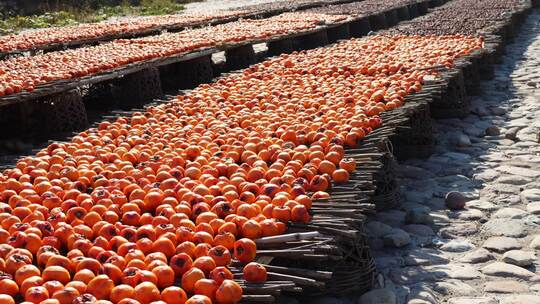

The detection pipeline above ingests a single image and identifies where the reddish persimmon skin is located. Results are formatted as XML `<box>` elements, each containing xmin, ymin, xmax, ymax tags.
<box><xmin>243</xmin><ymin>262</ymin><xmax>268</xmax><ymax>283</ymax></box>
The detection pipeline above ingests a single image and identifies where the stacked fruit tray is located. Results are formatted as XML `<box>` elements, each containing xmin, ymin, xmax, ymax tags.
<box><xmin>305</xmin><ymin>0</ymin><xmax>419</xmax><ymax>16</ymax></box>
<box><xmin>0</xmin><ymin>0</ymin><xmax>453</xmax><ymax>109</ymax></box>
<box><xmin>0</xmin><ymin>0</ymin><xmax>362</xmax><ymax>58</ymax></box>
<box><xmin>0</xmin><ymin>11</ymin><xmax>250</xmax><ymax>57</ymax></box>
<box><xmin>0</xmin><ymin>13</ymin><xmax>347</xmax><ymax>101</ymax></box>
<box><xmin>385</xmin><ymin>0</ymin><xmax>530</xmax><ymax>36</ymax></box>
<box><xmin>230</xmin><ymin>0</ymin><xmax>356</xmax><ymax>16</ymax></box>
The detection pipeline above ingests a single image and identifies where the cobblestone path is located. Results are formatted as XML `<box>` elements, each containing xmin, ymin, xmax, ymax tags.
<box><xmin>361</xmin><ymin>9</ymin><xmax>540</xmax><ymax>304</ymax></box>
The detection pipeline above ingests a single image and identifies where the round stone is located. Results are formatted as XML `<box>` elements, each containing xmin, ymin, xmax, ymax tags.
<box><xmin>502</xmin><ymin>250</ymin><xmax>536</xmax><ymax>267</ymax></box>
<box><xmin>485</xmin><ymin>126</ymin><xmax>501</xmax><ymax>136</ymax></box>
<box><xmin>445</xmin><ymin>192</ymin><xmax>467</xmax><ymax>210</ymax></box>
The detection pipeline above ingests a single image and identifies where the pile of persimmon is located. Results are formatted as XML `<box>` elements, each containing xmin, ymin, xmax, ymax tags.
<box><xmin>235</xmin><ymin>0</ymin><xmax>344</xmax><ymax>15</ymax></box>
<box><xmin>0</xmin><ymin>10</ymin><xmax>249</xmax><ymax>54</ymax></box>
<box><xmin>0</xmin><ymin>12</ymin><xmax>345</xmax><ymax>97</ymax></box>
<box><xmin>0</xmin><ymin>35</ymin><xmax>482</xmax><ymax>303</ymax></box>
<box><xmin>385</xmin><ymin>0</ymin><xmax>527</xmax><ymax>35</ymax></box>
<box><xmin>306</xmin><ymin>0</ymin><xmax>418</xmax><ymax>16</ymax></box>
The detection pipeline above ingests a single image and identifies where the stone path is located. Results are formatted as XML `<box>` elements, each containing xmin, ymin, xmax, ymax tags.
<box><xmin>361</xmin><ymin>9</ymin><xmax>540</xmax><ymax>304</ymax></box>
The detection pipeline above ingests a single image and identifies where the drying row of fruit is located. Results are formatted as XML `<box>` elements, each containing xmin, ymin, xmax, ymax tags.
<box><xmin>0</xmin><ymin>0</ymin><xmax>359</xmax><ymax>56</ymax></box>
<box><xmin>0</xmin><ymin>34</ymin><xmax>483</xmax><ymax>304</ymax></box>
<box><xmin>0</xmin><ymin>11</ymin><xmax>250</xmax><ymax>55</ymax></box>
<box><xmin>305</xmin><ymin>0</ymin><xmax>418</xmax><ymax>16</ymax></box>
<box><xmin>0</xmin><ymin>12</ymin><xmax>347</xmax><ymax>98</ymax></box>
<box><xmin>384</xmin><ymin>0</ymin><xmax>528</xmax><ymax>35</ymax></box>
<box><xmin>225</xmin><ymin>0</ymin><xmax>347</xmax><ymax>16</ymax></box>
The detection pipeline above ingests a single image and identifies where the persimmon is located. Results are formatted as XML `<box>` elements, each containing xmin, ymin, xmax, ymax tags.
<box><xmin>73</xmin><ymin>269</ymin><xmax>95</xmax><ymax>284</ymax></box>
<box><xmin>185</xmin><ymin>295</ymin><xmax>212</xmax><ymax>304</ymax></box>
<box><xmin>110</xmin><ymin>284</ymin><xmax>135</xmax><ymax>303</ymax></box>
<box><xmin>20</xmin><ymin>276</ymin><xmax>44</xmax><ymax>294</ymax></box>
<box><xmin>134</xmin><ymin>282</ymin><xmax>161</xmax><ymax>304</ymax></box>
<box><xmin>215</xmin><ymin>280</ymin><xmax>243</xmax><ymax>304</ymax></box>
<box><xmin>103</xmin><ymin>263</ymin><xmax>123</xmax><ymax>284</ymax></box>
<box><xmin>75</xmin><ymin>258</ymin><xmax>102</xmax><ymax>275</ymax></box>
<box><xmin>209</xmin><ymin>267</ymin><xmax>234</xmax><ymax>285</ymax></box>
<box><xmin>0</xmin><ymin>278</ymin><xmax>19</xmax><ymax>296</ymax></box>
<box><xmin>43</xmin><ymin>280</ymin><xmax>65</xmax><ymax>295</ymax></box>
<box><xmin>42</xmin><ymin>265</ymin><xmax>71</xmax><ymax>284</ymax></box>
<box><xmin>339</xmin><ymin>158</ymin><xmax>356</xmax><ymax>173</ymax></box>
<box><xmin>5</xmin><ymin>253</ymin><xmax>31</xmax><ymax>274</ymax></box>
<box><xmin>332</xmin><ymin>169</ymin><xmax>350</xmax><ymax>183</ymax></box>
<box><xmin>213</xmin><ymin>232</ymin><xmax>235</xmax><ymax>250</ymax></box>
<box><xmin>25</xmin><ymin>286</ymin><xmax>50</xmax><ymax>303</ymax></box>
<box><xmin>139</xmin><ymin>270</ymin><xmax>158</xmax><ymax>285</ymax></box>
<box><xmin>243</xmin><ymin>262</ymin><xmax>267</xmax><ymax>283</ymax></box>
<box><xmin>161</xmin><ymin>286</ymin><xmax>188</xmax><ymax>304</ymax></box>
<box><xmin>52</xmin><ymin>287</ymin><xmax>81</xmax><ymax>304</ymax></box>
<box><xmin>193</xmin><ymin>243</ymin><xmax>212</xmax><ymax>258</ymax></box>
<box><xmin>291</xmin><ymin>205</ymin><xmax>310</xmax><ymax>223</ymax></box>
<box><xmin>121</xmin><ymin>267</ymin><xmax>142</xmax><ymax>287</ymax></box>
<box><xmin>271</xmin><ymin>206</ymin><xmax>291</xmax><ymax>223</ymax></box>
<box><xmin>194</xmin><ymin>278</ymin><xmax>219</xmax><ymax>301</ymax></box>
<box><xmin>175</xmin><ymin>242</ymin><xmax>196</xmax><ymax>257</ymax></box>
<box><xmin>170</xmin><ymin>253</ymin><xmax>193</xmax><ymax>276</ymax></box>
<box><xmin>151</xmin><ymin>265</ymin><xmax>175</xmax><ymax>289</ymax></box>
<box><xmin>234</xmin><ymin>238</ymin><xmax>257</xmax><ymax>263</ymax></box>
<box><xmin>240</xmin><ymin>220</ymin><xmax>262</xmax><ymax>239</ymax></box>
<box><xmin>65</xmin><ymin>281</ymin><xmax>87</xmax><ymax>294</ymax></box>
<box><xmin>151</xmin><ymin>238</ymin><xmax>175</xmax><ymax>258</ymax></box>
<box><xmin>0</xmin><ymin>295</ymin><xmax>15</xmax><ymax>304</ymax></box>
<box><xmin>15</xmin><ymin>264</ymin><xmax>41</xmax><ymax>285</ymax></box>
<box><xmin>86</xmin><ymin>275</ymin><xmax>115</xmax><ymax>300</ymax></box>
<box><xmin>193</xmin><ymin>256</ymin><xmax>217</xmax><ymax>275</ymax></box>
<box><xmin>181</xmin><ymin>268</ymin><xmax>205</xmax><ymax>294</ymax></box>
<box><xmin>208</xmin><ymin>245</ymin><xmax>232</xmax><ymax>267</ymax></box>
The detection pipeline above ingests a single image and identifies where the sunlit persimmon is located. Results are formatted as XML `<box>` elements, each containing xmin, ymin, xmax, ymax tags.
<box><xmin>151</xmin><ymin>238</ymin><xmax>175</xmax><ymax>258</ymax></box>
<box><xmin>193</xmin><ymin>256</ymin><xmax>217</xmax><ymax>275</ymax></box>
<box><xmin>42</xmin><ymin>265</ymin><xmax>71</xmax><ymax>284</ymax></box>
<box><xmin>243</xmin><ymin>262</ymin><xmax>268</xmax><ymax>283</ymax></box>
<box><xmin>151</xmin><ymin>265</ymin><xmax>175</xmax><ymax>289</ymax></box>
<box><xmin>234</xmin><ymin>238</ymin><xmax>257</xmax><ymax>263</ymax></box>
<box><xmin>215</xmin><ymin>279</ymin><xmax>243</xmax><ymax>304</ymax></box>
<box><xmin>170</xmin><ymin>253</ymin><xmax>193</xmax><ymax>276</ymax></box>
<box><xmin>194</xmin><ymin>278</ymin><xmax>219</xmax><ymax>301</ymax></box>
<box><xmin>332</xmin><ymin>169</ymin><xmax>350</xmax><ymax>183</ymax></box>
<box><xmin>15</xmin><ymin>264</ymin><xmax>41</xmax><ymax>285</ymax></box>
<box><xmin>134</xmin><ymin>282</ymin><xmax>161</xmax><ymax>304</ymax></box>
<box><xmin>193</xmin><ymin>243</ymin><xmax>212</xmax><ymax>258</ymax></box>
<box><xmin>0</xmin><ymin>278</ymin><xmax>19</xmax><ymax>296</ymax></box>
<box><xmin>0</xmin><ymin>295</ymin><xmax>15</xmax><ymax>304</ymax></box>
<box><xmin>52</xmin><ymin>287</ymin><xmax>81</xmax><ymax>304</ymax></box>
<box><xmin>25</xmin><ymin>286</ymin><xmax>49</xmax><ymax>303</ymax></box>
<box><xmin>86</xmin><ymin>275</ymin><xmax>115</xmax><ymax>300</ymax></box>
<box><xmin>110</xmin><ymin>285</ymin><xmax>135</xmax><ymax>304</ymax></box>
<box><xmin>161</xmin><ymin>286</ymin><xmax>187</xmax><ymax>304</ymax></box>
<box><xmin>185</xmin><ymin>295</ymin><xmax>212</xmax><ymax>304</ymax></box>
<box><xmin>181</xmin><ymin>267</ymin><xmax>205</xmax><ymax>294</ymax></box>
<box><xmin>43</xmin><ymin>280</ymin><xmax>64</xmax><ymax>296</ymax></box>
<box><xmin>20</xmin><ymin>276</ymin><xmax>44</xmax><ymax>295</ymax></box>
<box><xmin>208</xmin><ymin>245</ymin><xmax>232</xmax><ymax>267</ymax></box>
